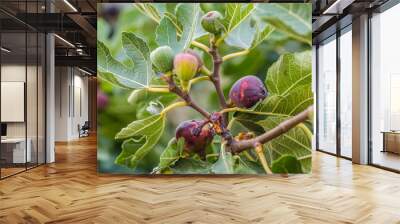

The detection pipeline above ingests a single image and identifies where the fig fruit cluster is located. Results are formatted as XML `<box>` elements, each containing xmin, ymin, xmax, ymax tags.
<box><xmin>150</xmin><ymin>46</ymin><xmax>202</xmax><ymax>89</ymax></box>
<box><xmin>229</xmin><ymin>75</ymin><xmax>268</xmax><ymax>108</ymax></box>
<box><xmin>175</xmin><ymin>120</ymin><xmax>214</xmax><ymax>153</ymax></box>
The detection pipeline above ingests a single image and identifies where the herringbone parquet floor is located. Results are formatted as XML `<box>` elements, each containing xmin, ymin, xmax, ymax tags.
<box><xmin>1</xmin><ymin>135</ymin><xmax>400</xmax><ymax>224</ymax></box>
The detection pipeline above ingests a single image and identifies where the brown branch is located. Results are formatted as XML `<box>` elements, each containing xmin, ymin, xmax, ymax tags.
<box><xmin>209</xmin><ymin>41</ymin><xmax>228</xmax><ymax>126</ymax></box>
<box><xmin>230</xmin><ymin>106</ymin><xmax>313</xmax><ymax>154</ymax></box>
<box><xmin>163</xmin><ymin>75</ymin><xmax>210</xmax><ymax>118</ymax></box>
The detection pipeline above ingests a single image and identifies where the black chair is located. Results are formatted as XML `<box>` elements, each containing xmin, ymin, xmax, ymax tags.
<box><xmin>78</xmin><ymin>121</ymin><xmax>90</xmax><ymax>138</ymax></box>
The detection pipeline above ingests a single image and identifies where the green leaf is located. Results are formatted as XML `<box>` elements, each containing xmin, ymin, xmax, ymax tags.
<box><xmin>234</xmin><ymin>156</ymin><xmax>264</xmax><ymax>174</ymax></box>
<box><xmin>211</xmin><ymin>146</ymin><xmax>234</xmax><ymax>174</ymax></box>
<box><xmin>265</xmin><ymin>51</ymin><xmax>311</xmax><ymax>96</ymax></box>
<box><xmin>224</xmin><ymin>3</ymin><xmax>255</xmax><ymax>33</ymax></box>
<box><xmin>225</xmin><ymin>15</ymin><xmax>274</xmax><ymax>50</ymax></box>
<box><xmin>156</xmin><ymin>17</ymin><xmax>180</xmax><ymax>53</ymax></box>
<box><xmin>271</xmin><ymin>154</ymin><xmax>303</xmax><ymax>174</ymax></box>
<box><xmin>235</xmin><ymin>51</ymin><xmax>313</xmax><ymax>173</ymax></box>
<box><xmin>97</xmin><ymin>32</ymin><xmax>154</xmax><ymax>89</ymax></box>
<box><xmin>97</xmin><ymin>41</ymin><xmax>137</xmax><ymax>89</ymax></box>
<box><xmin>156</xmin><ymin>138</ymin><xmax>185</xmax><ymax>172</ymax></box>
<box><xmin>175</xmin><ymin>3</ymin><xmax>201</xmax><ymax>51</ymax></box>
<box><xmin>251</xmin><ymin>24</ymin><xmax>275</xmax><ymax>49</ymax></box>
<box><xmin>224</xmin><ymin>15</ymin><xmax>255</xmax><ymax>49</ymax></box>
<box><xmin>155</xmin><ymin>4</ymin><xmax>201</xmax><ymax>53</ymax></box>
<box><xmin>169</xmin><ymin>158</ymin><xmax>212</xmax><ymax>174</ymax></box>
<box><xmin>256</xmin><ymin>3</ymin><xmax>311</xmax><ymax>45</ymax></box>
<box><xmin>114</xmin><ymin>114</ymin><xmax>166</xmax><ymax>169</ymax></box>
<box><xmin>258</xmin><ymin>116</ymin><xmax>312</xmax><ymax>172</ymax></box>
<box><xmin>121</xmin><ymin>32</ymin><xmax>153</xmax><ymax>87</ymax></box>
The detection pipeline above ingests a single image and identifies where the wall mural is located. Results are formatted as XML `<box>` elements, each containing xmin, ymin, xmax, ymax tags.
<box><xmin>97</xmin><ymin>3</ymin><xmax>313</xmax><ymax>175</ymax></box>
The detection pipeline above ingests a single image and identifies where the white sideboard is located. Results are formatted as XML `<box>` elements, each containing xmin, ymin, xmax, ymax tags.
<box><xmin>1</xmin><ymin>138</ymin><xmax>32</xmax><ymax>163</ymax></box>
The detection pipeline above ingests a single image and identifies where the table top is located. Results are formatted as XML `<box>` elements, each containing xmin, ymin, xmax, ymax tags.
<box><xmin>1</xmin><ymin>138</ymin><xmax>29</xmax><ymax>143</ymax></box>
<box><xmin>381</xmin><ymin>131</ymin><xmax>400</xmax><ymax>134</ymax></box>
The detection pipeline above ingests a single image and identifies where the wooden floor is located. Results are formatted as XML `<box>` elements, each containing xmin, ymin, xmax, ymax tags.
<box><xmin>1</xmin><ymin>136</ymin><xmax>400</xmax><ymax>224</ymax></box>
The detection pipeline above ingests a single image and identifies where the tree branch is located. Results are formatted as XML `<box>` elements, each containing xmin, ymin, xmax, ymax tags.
<box><xmin>163</xmin><ymin>75</ymin><xmax>210</xmax><ymax>118</ymax></box>
<box><xmin>231</xmin><ymin>106</ymin><xmax>313</xmax><ymax>154</ymax></box>
<box><xmin>209</xmin><ymin>41</ymin><xmax>229</xmax><ymax>126</ymax></box>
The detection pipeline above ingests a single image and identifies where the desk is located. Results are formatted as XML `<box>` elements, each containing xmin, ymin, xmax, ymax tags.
<box><xmin>1</xmin><ymin>138</ymin><xmax>31</xmax><ymax>163</ymax></box>
<box><xmin>382</xmin><ymin>131</ymin><xmax>400</xmax><ymax>154</ymax></box>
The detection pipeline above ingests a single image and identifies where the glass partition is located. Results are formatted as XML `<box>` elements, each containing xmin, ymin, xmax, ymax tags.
<box><xmin>317</xmin><ymin>35</ymin><xmax>337</xmax><ymax>154</ymax></box>
<box><xmin>0</xmin><ymin>1</ymin><xmax>46</xmax><ymax>179</ymax></box>
<box><xmin>339</xmin><ymin>27</ymin><xmax>352</xmax><ymax>158</ymax></box>
<box><xmin>371</xmin><ymin>4</ymin><xmax>400</xmax><ymax>171</ymax></box>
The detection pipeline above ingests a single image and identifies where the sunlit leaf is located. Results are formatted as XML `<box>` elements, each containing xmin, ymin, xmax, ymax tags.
<box><xmin>114</xmin><ymin>114</ymin><xmax>166</xmax><ymax>169</ymax></box>
<box><xmin>256</xmin><ymin>3</ymin><xmax>312</xmax><ymax>45</ymax></box>
<box><xmin>97</xmin><ymin>32</ymin><xmax>153</xmax><ymax>89</ymax></box>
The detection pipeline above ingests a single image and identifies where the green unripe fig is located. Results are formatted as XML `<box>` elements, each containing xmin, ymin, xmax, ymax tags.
<box><xmin>174</xmin><ymin>53</ymin><xmax>199</xmax><ymax>89</ymax></box>
<box><xmin>150</xmin><ymin>46</ymin><xmax>174</xmax><ymax>73</ymax></box>
<box><xmin>201</xmin><ymin>11</ymin><xmax>224</xmax><ymax>34</ymax></box>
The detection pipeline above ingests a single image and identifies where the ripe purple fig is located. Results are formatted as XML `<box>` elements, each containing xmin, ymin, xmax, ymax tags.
<box><xmin>229</xmin><ymin>75</ymin><xmax>268</xmax><ymax>108</ymax></box>
<box><xmin>175</xmin><ymin>120</ymin><xmax>214</xmax><ymax>153</ymax></box>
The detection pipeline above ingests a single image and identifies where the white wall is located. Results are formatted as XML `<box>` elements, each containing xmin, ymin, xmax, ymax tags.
<box><xmin>54</xmin><ymin>67</ymin><xmax>89</xmax><ymax>141</ymax></box>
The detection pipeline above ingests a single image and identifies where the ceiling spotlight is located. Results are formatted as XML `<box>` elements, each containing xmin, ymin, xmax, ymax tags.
<box><xmin>54</xmin><ymin>34</ymin><xmax>75</xmax><ymax>48</ymax></box>
<box><xmin>1</xmin><ymin>47</ymin><xmax>11</xmax><ymax>53</ymax></box>
<box><xmin>63</xmin><ymin>0</ymin><xmax>78</xmax><ymax>12</ymax></box>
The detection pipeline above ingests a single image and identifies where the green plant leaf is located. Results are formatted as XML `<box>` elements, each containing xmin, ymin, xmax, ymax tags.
<box><xmin>235</xmin><ymin>51</ymin><xmax>313</xmax><ymax>173</ymax></box>
<box><xmin>224</xmin><ymin>15</ymin><xmax>255</xmax><ymax>49</ymax></box>
<box><xmin>234</xmin><ymin>156</ymin><xmax>264</xmax><ymax>174</ymax></box>
<box><xmin>211</xmin><ymin>146</ymin><xmax>234</xmax><ymax>174</ymax></box>
<box><xmin>221</xmin><ymin>3</ymin><xmax>255</xmax><ymax>44</ymax></box>
<box><xmin>121</xmin><ymin>32</ymin><xmax>153</xmax><ymax>87</ymax></box>
<box><xmin>97</xmin><ymin>41</ymin><xmax>137</xmax><ymax>89</ymax></box>
<box><xmin>176</xmin><ymin>3</ymin><xmax>201</xmax><ymax>51</ymax></box>
<box><xmin>271</xmin><ymin>154</ymin><xmax>303</xmax><ymax>174</ymax></box>
<box><xmin>250</xmin><ymin>24</ymin><xmax>275</xmax><ymax>49</ymax></box>
<box><xmin>256</xmin><ymin>3</ymin><xmax>311</xmax><ymax>45</ymax></box>
<box><xmin>224</xmin><ymin>3</ymin><xmax>255</xmax><ymax>33</ymax></box>
<box><xmin>155</xmin><ymin>138</ymin><xmax>185</xmax><ymax>172</ymax></box>
<box><xmin>155</xmin><ymin>3</ymin><xmax>201</xmax><ymax>53</ymax></box>
<box><xmin>258</xmin><ymin>116</ymin><xmax>312</xmax><ymax>172</ymax></box>
<box><xmin>169</xmin><ymin>158</ymin><xmax>212</xmax><ymax>174</ymax></box>
<box><xmin>225</xmin><ymin>16</ymin><xmax>274</xmax><ymax>50</ymax></box>
<box><xmin>265</xmin><ymin>51</ymin><xmax>312</xmax><ymax>96</ymax></box>
<box><xmin>156</xmin><ymin>17</ymin><xmax>180</xmax><ymax>53</ymax></box>
<box><xmin>97</xmin><ymin>32</ymin><xmax>154</xmax><ymax>89</ymax></box>
<box><xmin>114</xmin><ymin>114</ymin><xmax>166</xmax><ymax>169</ymax></box>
